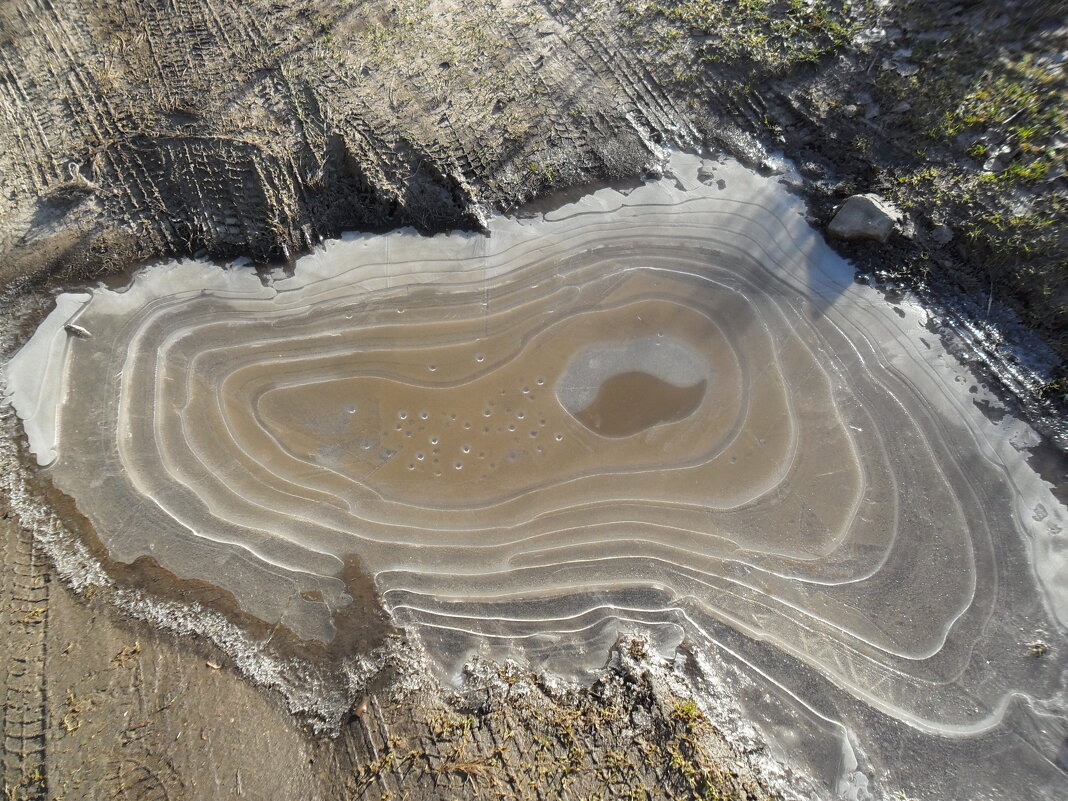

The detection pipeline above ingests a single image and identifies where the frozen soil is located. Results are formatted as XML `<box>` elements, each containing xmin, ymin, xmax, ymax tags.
<box><xmin>1</xmin><ymin>508</ymin><xmax>787</xmax><ymax>801</ymax></box>
<box><xmin>0</xmin><ymin>1</ymin><xmax>1066</xmax><ymax>799</ymax></box>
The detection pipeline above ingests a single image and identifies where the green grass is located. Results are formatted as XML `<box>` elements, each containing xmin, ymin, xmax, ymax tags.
<box><xmin>883</xmin><ymin>37</ymin><xmax>1066</xmax><ymax>187</ymax></box>
<box><xmin>623</xmin><ymin>0</ymin><xmax>861</xmax><ymax>72</ymax></box>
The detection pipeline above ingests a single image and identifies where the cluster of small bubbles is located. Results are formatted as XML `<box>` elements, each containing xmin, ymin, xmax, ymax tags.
<box><xmin>378</xmin><ymin>370</ymin><xmax>587</xmax><ymax>482</ymax></box>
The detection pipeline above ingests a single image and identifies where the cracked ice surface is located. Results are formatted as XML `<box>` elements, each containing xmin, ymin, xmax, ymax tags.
<box><xmin>6</xmin><ymin>153</ymin><xmax>1067</xmax><ymax>800</ymax></box>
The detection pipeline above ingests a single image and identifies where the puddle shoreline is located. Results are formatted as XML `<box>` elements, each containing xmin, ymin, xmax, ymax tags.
<box><xmin>3</xmin><ymin>151</ymin><xmax>1067</xmax><ymax>800</ymax></box>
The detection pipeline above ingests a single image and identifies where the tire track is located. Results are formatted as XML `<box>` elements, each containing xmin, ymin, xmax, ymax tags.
<box><xmin>0</xmin><ymin>506</ymin><xmax>48</xmax><ymax>801</ymax></box>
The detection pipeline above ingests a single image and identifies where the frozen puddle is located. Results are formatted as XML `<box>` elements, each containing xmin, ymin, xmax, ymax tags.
<box><xmin>6</xmin><ymin>153</ymin><xmax>1067</xmax><ymax>799</ymax></box>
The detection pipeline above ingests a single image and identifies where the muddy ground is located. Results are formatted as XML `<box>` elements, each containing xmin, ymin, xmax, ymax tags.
<box><xmin>0</xmin><ymin>507</ymin><xmax>784</xmax><ymax>801</ymax></box>
<box><xmin>0</xmin><ymin>1</ymin><xmax>1066</xmax><ymax>799</ymax></box>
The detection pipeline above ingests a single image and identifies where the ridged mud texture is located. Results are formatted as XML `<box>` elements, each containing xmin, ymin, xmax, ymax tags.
<box><xmin>0</xmin><ymin>0</ymin><xmax>675</xmax><ymax>286</ymax></box>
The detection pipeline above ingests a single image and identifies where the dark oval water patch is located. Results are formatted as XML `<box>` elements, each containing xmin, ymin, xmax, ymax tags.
<box><xmin>574</xmin><ymin>371</ymin><xmax>707</xmax><ymax>437</ymax></box>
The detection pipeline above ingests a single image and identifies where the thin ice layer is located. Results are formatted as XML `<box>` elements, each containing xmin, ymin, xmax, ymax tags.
<box><xmin>6</xmin><ymin>152</ymin><xmax>1068</xmax><ymax>800</ymax></box>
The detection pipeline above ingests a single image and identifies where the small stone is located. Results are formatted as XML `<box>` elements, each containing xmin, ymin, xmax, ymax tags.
<box><xmin>354</xmin><ymin>695</ymin><xmax>369</xmax><ymax>717</ymax></box>
<box><xmin>1026</xmin><ymin>640</ymin><xmax>1049</xmax><ymax>658</ymax></box>
<box><xmin>983</xmin><ymin>144</ymin><xmax>1014</xmax><ymax>173</ymax></box>
<box><xmin>931</xmin><ymin>224</ymin><xmax>953</xmax><ymax>245</ymax></box>
<box><xmin>827</xmin><ymin>194</ymin><xmax>903</xmax><ymax>243</ymax></box>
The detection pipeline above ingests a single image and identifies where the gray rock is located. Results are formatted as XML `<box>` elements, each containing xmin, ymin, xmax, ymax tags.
<box><xmin>931</xmin><ymin>224</ymin><xmax>953</xmax><ymax>245</ymax></box>
<box><xmin>827</xmin><ymin>194</ymin><xmax>903</xmax><ymax>243</ymax></box>
<box><xmin>983</xmin><ymin>143</ymin><xmax>1014</xmax><ymax>173</ymax></box>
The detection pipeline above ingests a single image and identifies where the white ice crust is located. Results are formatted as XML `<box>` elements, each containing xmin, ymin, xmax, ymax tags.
<box><xmin>5</xmin><ymin>152</ymin><xmax>1068</xmax><ymax>801</ymax></box>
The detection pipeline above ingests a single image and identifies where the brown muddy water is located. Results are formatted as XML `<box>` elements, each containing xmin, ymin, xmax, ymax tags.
<box><xmin>4</xmin><ymin>153</ymin><xmax>1067</xmax><ymax>801</ymax></box>
<box><xmin>573</xmin><ymin>372</ymin><xmax>707</xmax><ymax>437</ymax></box>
